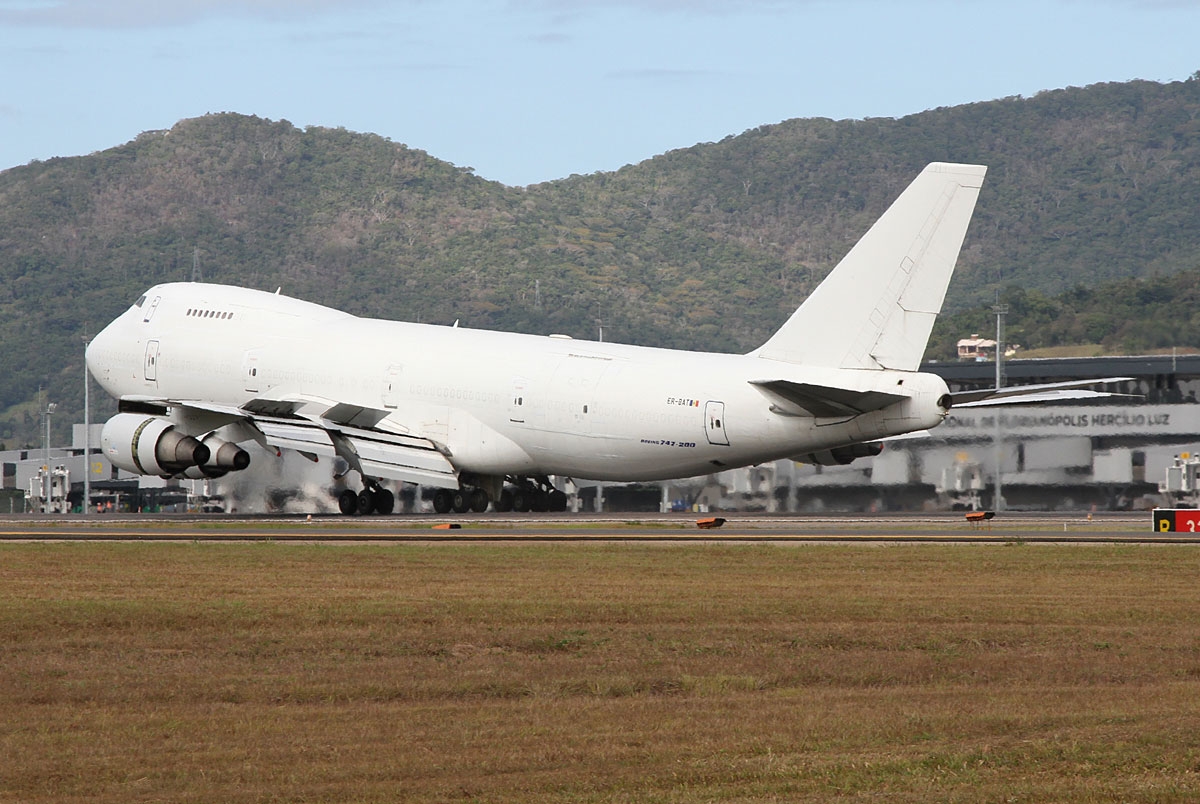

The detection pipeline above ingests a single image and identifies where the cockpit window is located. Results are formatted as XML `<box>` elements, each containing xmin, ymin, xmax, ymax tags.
<box><xmin>135</xmin><ymin>295</ymin><xmax>146</xmax><ymax>308</ymax></box>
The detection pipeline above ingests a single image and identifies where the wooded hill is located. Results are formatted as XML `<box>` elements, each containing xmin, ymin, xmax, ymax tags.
<box><xmin>2</xmin><ymin>75</ymin><xmax>1199</xmax><ymax>446</ymax></box>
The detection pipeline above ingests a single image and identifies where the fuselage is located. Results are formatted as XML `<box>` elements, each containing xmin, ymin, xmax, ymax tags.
<box><xmin>86</xmin><ymin>282</ymin><xmax>950</xmax><ymax>482</ymax></box>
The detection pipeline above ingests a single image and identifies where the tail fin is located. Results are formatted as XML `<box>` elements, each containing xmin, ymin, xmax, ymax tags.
<box><xmin>752</xmin><ymin>162</ymin><xmax>986</xmax><ymax>371</ymax></box>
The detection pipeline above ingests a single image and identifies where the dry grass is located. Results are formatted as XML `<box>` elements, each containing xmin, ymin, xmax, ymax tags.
<box><xmin>3</xmin><ymin>542</ymin><xmax>1200</xmax><ymax>802</ymax></box>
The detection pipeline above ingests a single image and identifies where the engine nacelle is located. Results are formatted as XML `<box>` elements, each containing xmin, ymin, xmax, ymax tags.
<box><xmin>180</xmin><ymin>434</ymin><xmax>252</xmax><ymax>479</ymax></box>
<box><xmin>101</xmin><ymin>413</ymin><xmax>210</xmax><ymax>477</ymax></box>
<box><xmin>796</xmin><ymin>441</ymin><xmax>884</xmax><ymax>467</ymax></box>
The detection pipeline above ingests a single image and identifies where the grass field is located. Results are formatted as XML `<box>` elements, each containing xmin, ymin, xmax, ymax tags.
<box><xmin>3</xmin><ymin>541</ymin><xmax>1200</xmax><ymax>802</ymax></box>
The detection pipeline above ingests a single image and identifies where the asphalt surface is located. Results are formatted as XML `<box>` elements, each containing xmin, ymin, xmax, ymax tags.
<box><xmin>0</xmin><ymin>511</ymin><xmax>1185</xmax><ymax>543</ymax></box>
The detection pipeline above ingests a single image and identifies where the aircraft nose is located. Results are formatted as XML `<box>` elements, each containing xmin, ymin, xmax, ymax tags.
<box><xmin>85</xmin><ymin>327</ymin><xmax>104</xmax><ymax>374</ymax></box>
<box><xmin>86</xmin><ymin>320</ymin><xmax>118</xmax><ymax>387</ymax></box>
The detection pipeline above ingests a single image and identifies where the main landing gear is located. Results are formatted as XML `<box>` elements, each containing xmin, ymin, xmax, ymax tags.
<box><xmin>335</xmin><ymin>475</ymin><xmax>570</xmax><ymax>516</ymax></box>
<box><xmin>431</xmin><ymin>487</ymin><xmax>490</xmax><ymax>515</ymax></box>
<box><xmin>338</xmin><ymin>482</ymin><xmax>395</xmax><ymax>516</ymax></box>
<box><xmin>493</xmin><ymin>477</ymin><xmax>568</xmax><ymax>514</ymax></box>
<box><xmin>431</xmin><ymin>476</ymin><xmax>569</xmax><ymax>514</ymax></box>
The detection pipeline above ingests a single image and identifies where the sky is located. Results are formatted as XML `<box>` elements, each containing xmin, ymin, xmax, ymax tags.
<box><xmin>1</xmin><ymin>0</ymin><xmax>1198</xmax><ymax>187</ymax></box>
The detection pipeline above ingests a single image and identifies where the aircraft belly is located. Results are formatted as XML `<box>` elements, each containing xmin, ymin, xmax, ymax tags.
<box><xmin>446</xmin><ymin>409</ymin><xmax>538</xmax><ymax>474</ymax></box>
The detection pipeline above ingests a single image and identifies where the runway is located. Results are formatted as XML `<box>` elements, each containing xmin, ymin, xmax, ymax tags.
<box><xmin>0</xmin><ymin>511</ymin><xmax>1181</xmax><ymax>543</ymax></box>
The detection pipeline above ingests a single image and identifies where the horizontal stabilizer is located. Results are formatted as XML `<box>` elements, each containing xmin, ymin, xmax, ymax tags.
<box><xmin>750</xmin><ymin>379</ymin><xmax>906</xmax><ymax>418</ymax></box>
<box><xmin>950</xmin><ymin>378</ymin><xmax>1136</xmax><ymax>408</ymax></box>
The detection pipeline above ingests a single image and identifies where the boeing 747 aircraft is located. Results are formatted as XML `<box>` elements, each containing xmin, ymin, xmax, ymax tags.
<box><xmin>86</xmin><ymin>162</ymin><xmax>1064</xmax><ymax>515</ymax></box>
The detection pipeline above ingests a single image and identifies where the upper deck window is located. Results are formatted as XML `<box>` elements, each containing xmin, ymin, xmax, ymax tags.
<box><xmin>185</xmin><ymin>307</ymin><xmax>234</xmax><ymax>320</ymax></box>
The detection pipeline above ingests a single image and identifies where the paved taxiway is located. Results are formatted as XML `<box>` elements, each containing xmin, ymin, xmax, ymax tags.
<box><xmin>0</xmin><ymin>511</ymin><xmax>1181</xmax><ymax>543</ymax></box>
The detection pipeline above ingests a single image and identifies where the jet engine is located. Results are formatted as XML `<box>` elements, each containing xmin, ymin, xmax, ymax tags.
<box><xmin>180</xmin><ymin>434</ymin><xmax>252</xmax><ymax>479</ymax></box>
<box><xmin>796</xmin><ymin>441</ymin><xmax>884</xmax><ymax>467</ymax></box>
<box><xmin>100</xmin><ymin>413</ymin><xmax>211</xmax><ymax>477</ymax></box>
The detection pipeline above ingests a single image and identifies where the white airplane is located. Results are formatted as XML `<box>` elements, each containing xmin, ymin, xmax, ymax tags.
<box><xmin>85</xmin><ymin>161</ymin><xmax>1085</xmax><ymax>515</ymax></box>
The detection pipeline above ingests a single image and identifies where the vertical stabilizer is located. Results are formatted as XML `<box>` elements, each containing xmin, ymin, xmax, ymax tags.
<box><xmin>752</xmin><ymin>162</ymin><xmax>986</xmax><ymax>371</ymax></box>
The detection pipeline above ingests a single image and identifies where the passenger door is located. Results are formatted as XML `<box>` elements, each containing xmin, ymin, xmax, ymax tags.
<box><xmin>143</xmin><ymin>340</ymin><xmax>160</xmax><ymax>384</ymax></box>
<box><xmin>705</xmin><ymin>400</ymin><xmax>730</xmax><ymax>446</ymax></box>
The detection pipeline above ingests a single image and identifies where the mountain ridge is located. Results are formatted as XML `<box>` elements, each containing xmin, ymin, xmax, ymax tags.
<box><xmin>3</xmin><ymin>76</ymin><xmax>1199</xmax><ymax>445</ymax></box>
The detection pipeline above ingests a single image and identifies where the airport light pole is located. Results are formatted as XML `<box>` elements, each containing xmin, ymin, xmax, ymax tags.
<box><xmin>43</xmin><ymin>398</ymin><xmax>56</xmax><ymax>513</ymax></box>
<box><xmin>992</xmin><ymin>303</ymin><xmax>1008</xmax><ymax>512</ymax></box>
<box><xmin>83</xmin><ymin>337</ymin><xmax>91</xmax><ymax>515</ymax></box>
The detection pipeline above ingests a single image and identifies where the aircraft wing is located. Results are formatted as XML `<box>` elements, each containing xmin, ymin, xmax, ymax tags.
<box><xmin>949</xmin><ymin>378</ymin><xmax>1138</xmax><ymax>408</ymax></box>
<box><xmin>749</xmin><ymin>379</ymin><xmax>907</xmax><ymax>417</ymax></box>
<box><xmin>140</xmin><ymin>397</ymin><xmax>458</xmax><ymax>487</ymax></box>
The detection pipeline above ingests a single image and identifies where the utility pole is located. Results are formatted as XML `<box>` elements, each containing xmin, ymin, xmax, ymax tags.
<box><xmin>43</xmin><ymin>393</ymin><xmax>56</xmax><ymax>514</ymax></box>
<box><xmin>83</xmin><ymin>335</ymin><xmax>91</xmax><ymax>515</ymax></box>
<box><xmin>992</xmin><ymin>302</ymin><xmax>1008</xmax><ymax>512</ymax></box>
<box><xmin>993</xmin><ymin>302</ymin><xmax>1007</xmax><ymax>391</ymax></box>
<box><xmin>37</xmin><ymin>384</ymin><xmax>43</xmax><ymax>511</ymax></box>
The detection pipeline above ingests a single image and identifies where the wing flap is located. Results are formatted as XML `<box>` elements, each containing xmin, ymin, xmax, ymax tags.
<box><xmin>322</xmin><ymin>402</ymin><xmax>391</xmax><ymax>429</ymax></box>
<box><xmin>256</xmin><ymin>418</ymin><xmax>457</xmax><ymax>486</ymax></box>
<box><xmin>160</xmin><ymin>398</ymin><xmax>459</xmax><ymax>487</ymax></box>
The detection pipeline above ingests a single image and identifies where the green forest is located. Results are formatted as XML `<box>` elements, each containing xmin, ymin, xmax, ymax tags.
<box><xmin>2</xmin><ymin>75</ymin><xmax>1200</xmax><ymax>447</ymax></box>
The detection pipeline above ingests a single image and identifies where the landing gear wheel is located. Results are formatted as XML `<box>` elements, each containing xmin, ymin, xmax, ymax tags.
<box><xmin>548</xmin><ymin>489</ymin><xmax>568</xmax><ymax>512</ymax></box>
<box><xmin>356</xmin><ymin>489</ymin><xmax>375</xmax><ymax>516</ymax></box>
<box><xmin>373</xmin><ymin>488</ymin><xmax>395</xmax><ymax>515</ymax></box>
<box><xmin>469</xmin><ymin>488</ymin><xmax>490</xmax><ymax>513</ymax></box>
<box><xmin>531</xmin><ymin>490</ymin><xmax>548</xmax><ymax>512</ymax></box>
<box><xmin>451</xmin><ymin>489</ymin><xmax>471</xmax><ymax>514</ymax></box>
<box><xmin>338</xmin><ymin>488</ymin><xmax>358</xmax><ymax>516</ymax></box>
<box><xmin>511</xmin><ymin>487</ymin><xmax>531</xmax><ymax>513</ymax></box>
<box><xmin>495</xmin><ymin>489</ymin><xmax>514</xmax><ymax>513</ymax></box>
<box><xmin>433</xmin><ymin>488</ymin><xmax>453</xmax><ymax>514</ymax></box>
